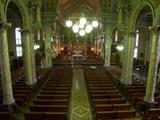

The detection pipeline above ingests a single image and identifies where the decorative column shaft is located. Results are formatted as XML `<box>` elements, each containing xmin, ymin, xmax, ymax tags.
<box><xmin>31</xmin><ymin>3</ymin><xmax>42</xmax><ymax>83</ymax></box>
<box><xmin>30</xmin><ymin>33</ymin><xmax>37</xmax><ymax>84</ymax></box>
<box><xmin>144</xmin><ymin>29</ymin><xmax>160</xmax><ymax>103</ymax></box>
<box><xmin>120</xmin><ymin>32</ymin><xmax>135</xmax><ymax>84</ymax></box>
<box><xmin>22</xmin><ymin>29</ymin><xmax>34</xmax><ymax>85</ymax></box>
<box><xmin>118</xmin><ymin>8</ymin><xmax>123</xmax><ymax>28</ymax></box>
<box><xmin>117</xmin><ymin>5</ymin><xmax>125</xmax><ymax>67</ymax></box>
<box><xmin>36</xmin><ymin>5</ymin><xmax>41</xmax><ymax>27</ymax></box>
<box><xmin>0</xmin><ymin>23</ymin><xmax>15</xmax><ymax>105</ymax></box>
<box><xmin>94</xmin><ymin>39</ymin><xmax>96</xmax><ymax>55</ymax></box>
<box><xmin>104</xmin><ymin>24</ymin><xmax>113</xmax><ymax>67</ymax></box>
<box><xmin>44</xmin><ymin>25</ymin><xmax>52</xmax><ymax>67</ymax></box>
<box><xmin>120</xmin><ymin>32</ymin><xmax>127</xmax><ymax>83</ymax></box>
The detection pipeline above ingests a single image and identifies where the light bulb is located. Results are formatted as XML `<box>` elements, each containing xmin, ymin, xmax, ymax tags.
<box><xmin>34</xmin><ymin>45</ymin><xmax>40</xmax><ymax>50</ymax></box>
<box><xmin>91</xmin><ymin>47</ymin><xmax>94</xmax><ymax>51</ymax></box>
<box><xmin>92</xmin><ymin>20</ymin><xmax>99</xmax><ymax>28</ymax></box>
<box><xmin>72</xmin><ymin>24</ymin><xmax>79</xmax><ymax>33</ymax></box>
<box><xmin>85</xmin><ymin>24</ymin><xmax>93</xmax><ymax>33</ymax></box>
<box><xmin>66</xmin><ymin>20</ymin><xmax>73</xmax><ymax>27</ymax></box>
<box><xmin>79</xmin><ymin>29</ymin><xmax>86</xmax><ymax>36</ymax></box>
<box><xmin>79</xmin><ymin>22</ymin><xmax>85</xmax><ymax>29</ymax></box>
<box><xmin>116</xmin><ymin>45</ymin><xmax>124</xmax><ymax>51</ymax></box>
<box><xmin>80</xmin><ymin>17</ymin><xmax>87</xmax><ymax>25</ymax></box>
<box><xmin>61</xmin><ymin>47</ymin><xmax>64</xmax><ymax>51</ymax></box>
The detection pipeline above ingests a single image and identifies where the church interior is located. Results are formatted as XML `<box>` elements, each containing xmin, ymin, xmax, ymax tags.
<box><xmin>0</xmin><ymin>0</ymin><xmax>160</xmax><ymax>120</ymax></box>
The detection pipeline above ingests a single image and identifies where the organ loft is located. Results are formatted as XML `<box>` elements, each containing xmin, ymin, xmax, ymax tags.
<box><xmin>0</xmin><ymin>0</ymin><xmax>160</xmax><ymax>120</ymax></box>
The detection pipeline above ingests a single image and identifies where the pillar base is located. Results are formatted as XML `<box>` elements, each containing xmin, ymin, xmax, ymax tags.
<box><xmin>33</xmin><ymin>79</ymin><xmax>37</xmax><ymax>84</ymax></box>
<box><xmin>0</xmin><ymin>103</ymin><xmax>17</xmax><ymax>112</ymax></box>
<box><xmin>25</xmin><ymin>83</ymin><xmax>37</xmax><ymax>88</ymax></box>
<box><xmin>120</xmin><ymin>79</ymin><xmax>132</xmax><ymax>85</ymax></box>
<box><xmin>104</xmin><ymin>64</ymin><xmax>110</xmax><ymax>67</ymax></box>
<box><xmin>25</xmin><ymin>81</ymin><xmax>35</xmax><ymax>86</ymax></box>
<box><xmin>140</xmin><ymin>101</ymin><xmax>157</xmax><ymax>113</ymax></box>
<box><xmin>42</xmin><ymin>65</ymin><xmax>52</xmax><ymax>69</ymax></box>
<box><xmin>120</xmin><ymin>79</ymin><xmax>125</xmax><ymax>84</ymax></box>
<box><xmin>144</xmin><ymin>96</ymin><xmax>155</xmax><ymax>103</ymax></box>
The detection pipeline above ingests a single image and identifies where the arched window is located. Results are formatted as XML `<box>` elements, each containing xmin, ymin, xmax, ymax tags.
<box><xmin>133</xmin><ymin>30</ymin><xmax>139</xmax><ymax>58</ymax></box>
<box><xmin>15</xmin><ymin>27</ymin><xmax>22</xmax><ymax>57</ymax></box>
<box><xmin>115</xmin><ymin>30</ymin><xmax>118</xmax><ymax>42</ymax></box>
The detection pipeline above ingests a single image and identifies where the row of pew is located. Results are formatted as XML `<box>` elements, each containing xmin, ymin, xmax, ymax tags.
<box><xmin>0</xmin><ymin>68</ymin><xmax>50</xmax><ymax>120</ymax></box>
<box><xmin>107</xmin><ymin>67</ymin><xmax>160</xmax><ymax>120</ymax></box>
<box><xmin>25</xmin><ymin>67</ymin><xmax>72</xmax><ymax>120</ymax></box>
<box><xmin>84</xmin><ymin>68</ymin><xmax>138</xmax><ymax>119</ymax></box>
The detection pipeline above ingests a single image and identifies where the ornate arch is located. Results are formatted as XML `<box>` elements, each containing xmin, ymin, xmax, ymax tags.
<box><xmin>4</xmin><ymin>0</ymin><xmax>30</xmax><ymax>29</ymax></box>
<box><xmin>129</xmin><ymin>0</ymin><xmax>155</xmax><ymax>31</ymax></box>
<box><xmin>153</xmin><ymin>2</ymin><xmax>160</xmax><ymax>27</ymax></box>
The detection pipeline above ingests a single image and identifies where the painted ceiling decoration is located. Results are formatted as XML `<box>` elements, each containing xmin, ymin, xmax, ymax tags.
<box><xmin>57</xmin><ymin>0</ymin><xmax>101</xmax><ymax>22</ymax></box>
<box><xmin>40</xmin><ymin>0</ymin><xmax>119</xmax><ymax>25</ymax></box>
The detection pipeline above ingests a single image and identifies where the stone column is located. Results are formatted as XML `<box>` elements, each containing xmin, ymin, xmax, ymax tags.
<box><xmin>31</xmin><ymin>3</ymin><xmax>42</xmax><ymax>83</ymax></box>
<box><xmin>30</xmin><ymin>32</ymin><xmax>37</xmax><ymax>84</ymax></box>
<box><xmin>96</xmin><ymin>39</ymin><xmax>98</xmax><ymax>56</ymax></box>
<box><xmin>0</xmin><ymin>22</ymin><xmax>16</xmax><ymax>110</ymax></box>
<box><xmin>22</xmin><ymin>29</ymin><xmax>34</xmax><ymax>85</ymax></box>
<box><xmin>120</xmin><ymin>32</ymin><xmax>127</xmax><ymax>84</ymax></box>
<box><xmin>120</xmin><ymin>32</ymin><xmax>135</xmax><ymax>85</ymax></box>
<box><xmin>118</xmin><ymin>8</ymin><xmax>123</xmax><ymax>29</ymax></box>
<box><xmin>144</xmin><ymin>29</ymin><xmax>160</xmax><ymax>103</ymax></box>
<box><xmin>104</xmin><ymin>24</ymin><xmax>113</xmax><ymax>67</ymax></box>
<box><xmin>117</xmin><ymin>6</ymin><xmax>125</xmax><ymax>68</ymax></box>
<box><xmin>118</xmin><ymin>31</ymin><xmax>126</xmax><ymax>67</ymax></box>
<box><xmin>44</xmin><ymin>25</ymin><xmax>52</xmax><ymax>67</ymax></box>
<box><xmin>36</xmin><ymin>5</ymin><xmax>41</xmax><ymax>27</ymax></box>
<box><xmin>94</xmin><ymin>39</ymin><xmax>96</xmax><ymax>55</ymax></box>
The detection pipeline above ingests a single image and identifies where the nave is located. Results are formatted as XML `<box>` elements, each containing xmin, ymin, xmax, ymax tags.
<box><xmin>1</xmin><ymin>64</ymin><xmax>160</xmax><ymax>120</ymax></box>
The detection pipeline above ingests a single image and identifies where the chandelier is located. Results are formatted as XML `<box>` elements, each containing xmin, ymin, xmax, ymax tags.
<box><xmin>65</xmin><ymin>16</ymin><xmax>99</xmax><ymax>36</ymax></box>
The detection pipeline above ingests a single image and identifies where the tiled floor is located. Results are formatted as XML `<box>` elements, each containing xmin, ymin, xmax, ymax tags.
<box><xmin>69</xmin><ymin>68</ymin><xmax>94</xmax><ymax>120</ymax></box>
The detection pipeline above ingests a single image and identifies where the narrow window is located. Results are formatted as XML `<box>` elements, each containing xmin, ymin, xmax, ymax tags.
<box><xmin>134</xmin><ymin>30</ymin><xmax>139</xmax><ymax>58</ymax></box>
<box><xmin>15</xmin><ymin>27</ymin><xmax>22</xmax><ymax>57</ymax></box>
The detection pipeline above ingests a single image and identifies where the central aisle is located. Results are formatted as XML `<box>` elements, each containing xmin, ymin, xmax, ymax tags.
<box><xmin>69</xmin><ymin>68</ymin><xmax>93</xmax><ymax>120</ymax></box>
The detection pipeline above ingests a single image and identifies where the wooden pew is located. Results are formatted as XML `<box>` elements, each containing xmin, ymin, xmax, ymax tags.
<box><xmin>25</xmin><ymin>68</ymin><xmax>72</xmax><ymax>120</ymax></box>
<box><xmin>96</xmin><ymin>110</ymin><xmax>136</xmax><ymax>119</ymax></box>
<box><xmin>92</xmin><ymin>98</ymin><xmax>126</xmax><ymax>104</ymax></box>
<box><xmin>0</xmin><ymin>112</ymin><xmax>13</xmax><ymax>120</ymax></box>
<box><xmin>30</xmin><ymin>105</ymin><xmax>67</xmax><ymax>112</ymax></box>
<box><xmin>33</xmin><ymin>100</ymin><xmax>69</xmax><ymax>105</ymax></box>
<box><xmin>94</xmin><ymin>104</ymin><xmax>130</xmax><ymax>111</ymax></box>
<box><xmin>145</xmin><ymin>108</ymin><xmax>160</xmax><ymax>119</ymax></box>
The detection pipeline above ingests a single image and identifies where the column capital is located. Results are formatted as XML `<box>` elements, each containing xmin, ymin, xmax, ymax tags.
<box><xmin>149</xmin><ymin>26</ymin><xmax>160</xmax><ymax>34</ymax></box>
<box><xmin>28</xmin><ymin>1</ymin><xmax>39</xmax><ymax>10</ymax></box>
<box><xmin>20</xmin><ymin>28</ymin><xmax>31</xmax><ymax>34</ymax></box>
<box><xmin>0</xmin><ymin>22</ymin><xmax>12</xmax><ymax>31</ymax></box>
<box><xmin>118</xmin><ymin>26</ymin><xmax>127</xmax><ymax>32</ymax></box>
<box><xmin>128</xmin><ymin>31</ymin><xmax>136</xmax><ymax>36</ymax></box>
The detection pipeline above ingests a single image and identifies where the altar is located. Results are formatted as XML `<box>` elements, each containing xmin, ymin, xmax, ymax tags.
<box><xmin>72</xmin><ymin>51</ymin><xmax>83</xmax><ymax>60</ymax></box>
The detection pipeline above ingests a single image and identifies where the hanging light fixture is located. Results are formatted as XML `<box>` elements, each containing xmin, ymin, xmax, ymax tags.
<box><xmin>79</xmin><ymin>22</ymin><xmax>85</xmax><ymax>29</ymax></box>
<box><xmin>79</xmin><ymin>29</ymin><xmax>86</xmax><ymax>36</ymax></box>
<box><xmin>92</xmin><ymin>20</ymin><xmax>99</xmax><ymax>28</ymax></box>
<box><xmin>116</xmin><ymin>45</ymin><xmax>124</xmax><ymax>51</ymax></box>
<box><xmin>66</xmin><ymin>19</ymin><xmax>73</xmax><ymax>28</ymax></box>
<box><xmin>79</xmin><ymin>17</ymin><xmax>87</xmax><ymax>25</ymax></box>
<box><xmin>65</xmin><ymin>16</ymin><xmax>99</xmax><ymax>37</ymax></box>
<box><xmin>34</xmin><ymin>44</ymin><xmax>40</xmax><ymax>50</ymax></box>
<box><xmin>85</xmin><ymin>24</ymin><xmax>93</xmax><ymax>33</ymax></box>
<box><xmin>72</xmin><ymin>24</ymin><xmax>79</xmax><ymax>33</ymax></box>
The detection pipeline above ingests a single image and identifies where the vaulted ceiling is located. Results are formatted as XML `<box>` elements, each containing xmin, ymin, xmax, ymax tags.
<box><xmin>56</xmin><ymin>0</ymin><xmax>101</xmax><ymax>22</ymax></box>
<box><xmin>41</xmin><ymin>0</ymin><xmax>119</xmax><ymax>24</ymax></box>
